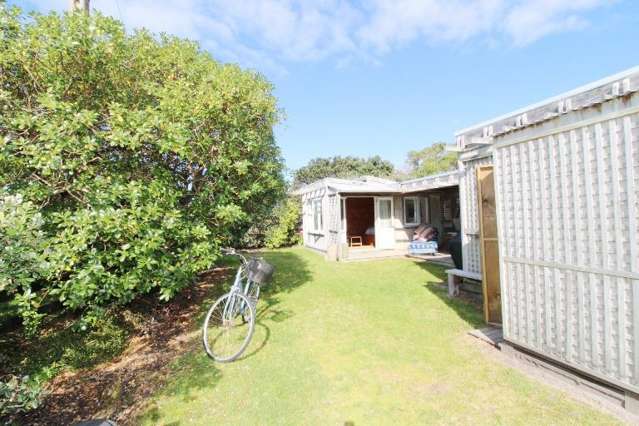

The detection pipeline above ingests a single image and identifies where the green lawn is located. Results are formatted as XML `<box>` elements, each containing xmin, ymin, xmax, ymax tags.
<box><xmin>138</xmin><ymin>247</ymin><xmax>619</xmax><ymax>425</ymax></box>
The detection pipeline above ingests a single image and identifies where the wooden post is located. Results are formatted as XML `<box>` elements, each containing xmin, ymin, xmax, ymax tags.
<box><xmin>477</xmin><ymin>165</ymin><xmax>502</xmax><ymax>325</ymax></box>
<box><xmin>70</xmin><ymin>0</ymin><xmax>90</xmax><ymax>14</ymax></box>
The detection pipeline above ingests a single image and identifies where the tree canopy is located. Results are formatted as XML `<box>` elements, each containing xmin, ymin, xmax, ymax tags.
<box><xmin>404</xmin><ymin>143</ymin><xmax>458</xmax><ymax>178</ymax></box>
<box><xmin>0</xmin><ymin>7</ymin><xmax>284</xmax><ymax>330</ymax></box>
<box><xmin>292</xmin><ymin>155</ymin><xmax>395</xmax><ymax>188</ymax></box>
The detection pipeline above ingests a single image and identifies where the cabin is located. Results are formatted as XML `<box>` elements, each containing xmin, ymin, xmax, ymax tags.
<box><xmin>293</xmin><ymin>171</ymin><xmax>460</xmax><ymax>261</ymax></box>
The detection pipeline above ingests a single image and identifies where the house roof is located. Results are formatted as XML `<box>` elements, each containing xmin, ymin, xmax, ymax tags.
<box><xmin>293</xmin><ymin>170</ymin><xmax>460</xmax><ymax>196</ymax></box>
<box><xmin>291</xmin><ymin>176</ymin><xmax>399</xmax><ymax>195</ymax></box>
<box><xmin>399</xmin><ymin>170</ymin><xmax>461</xmax><ymax>193</ymax></box>
<box><xmin>455</xmin><ymin>65</ymin><xmax>639</xmax><ymax>150</ymax></box>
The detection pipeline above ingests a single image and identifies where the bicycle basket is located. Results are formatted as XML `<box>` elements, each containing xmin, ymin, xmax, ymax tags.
<box><xmin>246</xmin><ymin>258</ymin><xmax>274</xmax><ymax>284</ymax></box>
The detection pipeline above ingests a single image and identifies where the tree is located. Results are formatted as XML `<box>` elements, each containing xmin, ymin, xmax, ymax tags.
<box><xmin>404</xmin><ymin>143</ymin><xmax>458</xmax><ymax>178</ymax></box>
<box><xmin>292</xmin><ymin>155</ymin><xmax>394</xmax><ymax>188</ymax></box>
<box><xmin>0</xmin><ymin>7</ymin><xmax>284</xmax><ymax>329</ymax></box>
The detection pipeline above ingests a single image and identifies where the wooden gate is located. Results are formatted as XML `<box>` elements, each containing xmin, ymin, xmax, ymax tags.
<box><xmin>477</xmin><ymin>165</ymin><xmax>501</xmax><ymax>324</ymax></box>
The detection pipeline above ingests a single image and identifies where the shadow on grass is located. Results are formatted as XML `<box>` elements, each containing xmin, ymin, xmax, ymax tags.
<box><xmin>135</xmin><ymin>249</ymin><xmax>312</xmax><ymax>423</ymax></box>
<box><xmin>136</xmin><ymin>348</ymin><xmax>224</xmax><ymax>426</ymax></box>
<box><xmin>233</xmin><ymin>249</ymin><xmax>311</xmax><ymax>361</ymax></box>
<box><xmin>414</xmin><ymin>260</ymin><xmax>485</xmax><ymax>329</ymax></box>
<box><xmin>0</xmin><ymin>265</ymin><xmax>238</xmax><ymax>385</ymax></box>
<box><xmin>1</xmin><ymin>250</ymin><xmax>311</xmax><ymax>425</ymax></box>
<box><xmin>0</xmin><ymin>310</ymin><xmax>132</xmax><ymax>385</ymax></box>
<box><xmin>259</xmin><ymin>249</ymin><xmax>313</xmax><ymax>303</ymax></box>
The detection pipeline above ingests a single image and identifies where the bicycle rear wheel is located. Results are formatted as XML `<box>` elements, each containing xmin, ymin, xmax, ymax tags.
<box><xmin>242</xmin><ymin>282</ymin><xmax>260</xmax><ymax>323</ymax></box>
<box><xmin>202</xmin><ymin>292</ymin><xmax>255</xmax><ymax>362</ymax></box>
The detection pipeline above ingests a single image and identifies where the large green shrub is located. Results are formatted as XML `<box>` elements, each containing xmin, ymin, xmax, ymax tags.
<box><xmin>0</xmin><ymin>194</ymin><xmax>48</xmax><ymax>333</ymax></box>
<box><xmin>0</xmin><ymin>375</ymin><xmax>42</xmax><ymax>418</ymax></box>
<box><xmin>264</xmin><ymin>197</ymin><xmax>302</xmax><ymax>248</ymax></box>
<box><xmin>0</xmin><ymin>7</ymin><xmax>284</xmax><ymax>328</ymax></box>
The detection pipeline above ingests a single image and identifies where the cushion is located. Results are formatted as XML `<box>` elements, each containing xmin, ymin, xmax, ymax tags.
<box><xmin>414</xmin><ymin>224</ymin><xmax>428</xmax><ymax>235</ymax></box>
<box><xmin>408</xmin><ymin>240</ymin><xmax>438</xmax><ymax>254</ymax></box>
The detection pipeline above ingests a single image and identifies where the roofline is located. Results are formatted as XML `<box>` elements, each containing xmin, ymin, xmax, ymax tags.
<box><xmin>399</xmin><ymin>169</ymin><xmax>460</xmax><ymax>185</ymax></box>
<box><xmin>455</xmin><ymin>65</ymin><xmax>639</xmax><ymax>137</ymax></box>
<box><xmin>292</xmin><ymin>176</ymin><xmax>400</xmax><ymax>195</ymax></box>
<box><xmin>333</xmin><ymin>189</ymin><xmax>400</xmax><ymax>194</ymax></box>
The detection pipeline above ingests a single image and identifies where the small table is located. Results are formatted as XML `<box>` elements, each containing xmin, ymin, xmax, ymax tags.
<box><xmin>350</xmin><ymin>236</ymin><xmax>363</xmax><ymax>247</ymax></box>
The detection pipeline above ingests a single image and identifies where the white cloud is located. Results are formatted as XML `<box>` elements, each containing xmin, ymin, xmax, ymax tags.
<box><xmin>503</xmin><ymin>0</ymin><xmax>607</xmax><ymax>46</ymax></box>
<box><xmin>358</xmin><ymin>0</ymin><xmax>505</xmax><ymax>52</ymax></box>
<box><xmin>20</xmin><ymin>0</ymin><xmax>616</xmax><ymax>73</ymax></box>
<box><xmin>359</xmin><ymin>0</ymin><xmax>612</xmax><ymax>51</ymax></box>
<box><xmin>203</xmin><ymin>1</ymin><xmax>363</xmax><ymax>61</ymax></box>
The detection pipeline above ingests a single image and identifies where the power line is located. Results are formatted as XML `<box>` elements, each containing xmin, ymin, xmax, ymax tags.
<box><xmin>114</xmin><ymin>0</ymin><xmax>123</xmax><ymax>22</ymax></box>
<box><xmin>69</xmin><ymin>0</ymin><xmax>90</xmax><ymax>14</ymax></box>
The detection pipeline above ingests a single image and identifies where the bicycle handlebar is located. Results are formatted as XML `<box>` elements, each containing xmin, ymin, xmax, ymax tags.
<box><xmin>221</xmin><ymin>247</ymin><xmax>247</xmax><ymax>264</ymax></box>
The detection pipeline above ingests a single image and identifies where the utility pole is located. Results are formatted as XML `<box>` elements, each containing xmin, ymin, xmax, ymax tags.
<box><xmin>69</xmin><ymin>0</ymin><xmax>90</xmax><ymax>14</ymax></box>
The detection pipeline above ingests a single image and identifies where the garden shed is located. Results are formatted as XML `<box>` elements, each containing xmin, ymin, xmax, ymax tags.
<box><xmin>455</xmin><ymin>66</ymin><xmax>639</xmax><ymax>396</ymax></box>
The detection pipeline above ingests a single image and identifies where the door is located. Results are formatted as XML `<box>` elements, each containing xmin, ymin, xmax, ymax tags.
<box><xmin>375</xmin><ymin>197</ymin><xmax>395</xmax><ymax>249</ymax></box>
<box><xmin>339</xmin><ymin>197</ymin><xmax>347</xmax><ymax>244</ymax></box>
<box><xmin>477</xmin><ymin>166</ymin><xmax>501</xmax><ymax>324</ymax></box>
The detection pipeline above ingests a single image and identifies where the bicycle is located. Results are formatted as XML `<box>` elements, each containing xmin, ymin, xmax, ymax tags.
<box><xmin>202</xmin><ymin>248</ymin><xmax>274</xmax><ymax>362</ymax></box>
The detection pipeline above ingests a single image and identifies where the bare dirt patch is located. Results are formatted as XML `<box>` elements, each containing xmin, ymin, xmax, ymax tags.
<box><xmin>13</xmin><ymin>268</ymin><xmax>230</xmax><ymax>426</ymax></box>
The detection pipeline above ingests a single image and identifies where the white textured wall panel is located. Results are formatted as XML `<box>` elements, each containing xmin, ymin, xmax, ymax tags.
<box><xmin>327</xmin><ymin>194</ymin><xmax>339</xmax><ymax>246</ymax></box>
<box><xmin>301</xmin><ymin>189</ymin><xmax>329</xmax><ymax>251</ymax></box>
<box><xmin>460</xmin><ymin>155</ymin><xmax>493</xmax><ymax>275</ymax></box>
<box><xmin>496</xmin><ymin>96</ymin><xmax>639</xmax><ymax>392</ymax></box>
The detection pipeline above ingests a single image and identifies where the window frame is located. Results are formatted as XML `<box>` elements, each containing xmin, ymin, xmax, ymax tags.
<box><xmin>312</xmin><ymin>198</ymin><xmax>323</xmax><ymax>233</ymax></box>
<box><xmin>377</xmin><ymin>197</ymin><xmax>393</xmax><ymax>226</ymax></box>
<box><xmin>403</xmin><ymin>196</ymin><xmax>421</xmax><ymax>227</ymax></box>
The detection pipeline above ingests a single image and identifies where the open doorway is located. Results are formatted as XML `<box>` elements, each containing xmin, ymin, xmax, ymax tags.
<box><xmin>345</xmin><ymin>197</ymin><xmax>375</xmax><ymax>248</ymax></box>
<box><xmin>424</xmin><ymin>187</ymin><xmax>460</xmax><ymax>254</ymax></box>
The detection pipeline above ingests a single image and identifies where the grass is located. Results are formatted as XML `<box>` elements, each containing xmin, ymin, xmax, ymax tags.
<box><xmin>138</xmin><ymin>247</ymin><xmax>620</xmax><ymax>425</ymax></box>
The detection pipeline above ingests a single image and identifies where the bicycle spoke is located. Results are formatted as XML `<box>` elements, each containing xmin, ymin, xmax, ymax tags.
<box><xmin>202</xmin><ymin>250</ymin><xmax>270</xmax><ymax>362</ymax></box>
<box><xmin>203</xmin><ymin>292</ymin><xmax>255</xmax><ymax>362</ymax></box>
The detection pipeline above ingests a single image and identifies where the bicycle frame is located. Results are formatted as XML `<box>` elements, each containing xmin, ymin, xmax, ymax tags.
<box><xmin>203</xmin><ymin>248</ymin><xmax>267</xmax><ymax>362</ymax></box>
<box><xmin>221</xmin><ymin>265</ymin><xmax>243</xmax><ymax>322</ymax></box>
<box><xmin>222</xmin><ymin>253</ymin><xmax>259</xmax><ymax>322</ymax></box>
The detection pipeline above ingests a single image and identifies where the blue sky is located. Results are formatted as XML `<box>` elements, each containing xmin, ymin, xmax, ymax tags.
<box><xmin>14</xmin><ymin>1</ymin><xmax>639</xmax><ymax>173</ymax></box>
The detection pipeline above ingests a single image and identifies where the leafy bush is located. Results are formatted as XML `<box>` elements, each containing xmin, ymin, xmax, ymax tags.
<box><xmin>61</xmin><ymin>309</ymin><xmax>130</xmax><ymax>369</ymax></box>
<box><xmin>1</xmin><ymin>307</ymin><xmax>132</xmax><ymax>390</ymax></box>
<box><xmin>238</xmin><ymin>217</ymin><xmax>277</xmax><ymax>248</ymax></box>
<box><xmin>0</xmin><ymin>7</ymin><xmax>284</xmax><ymax>330</ymax></box>
<box><xmin>0</xmin><ymin>194</ymin><xmax>48</xmax><ymax>333</ymax></box>
<box><xmin>0</xmin><ymin>375</ymin><xmax>42</xmax><ymax>418</ymax></box>
<box><xmin>265</xmin><ymin>198</ymin><xmax>302</xmax><ymax>248</ymax></box>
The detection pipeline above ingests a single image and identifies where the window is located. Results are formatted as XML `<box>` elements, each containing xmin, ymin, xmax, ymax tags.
<box><xmin>312</xmin><ymin>198</ymin><xmax>323</xmax><ymax>232</ymax></box>
<box><xmin>403</xmin><ymin>197</ymin><xmax>420</xmax><ymax>226</ymax></box>
<box><xmin>377</xmin><ymin>198</ymin><xmax>393</xmax><ymax>227</ymax></box>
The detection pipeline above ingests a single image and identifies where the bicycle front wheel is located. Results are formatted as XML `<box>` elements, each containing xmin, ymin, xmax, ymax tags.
<box><xmin>202</xmin><ymin>292</ymin><xmax>255</xmax><ymax>362</ymax></box>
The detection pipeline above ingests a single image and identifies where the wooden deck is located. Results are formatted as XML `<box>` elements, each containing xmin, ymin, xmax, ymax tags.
<box><xmin>344</xmin><ymin>247</ymin><xmax>454</xmax><ymax>266</ymax></box>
